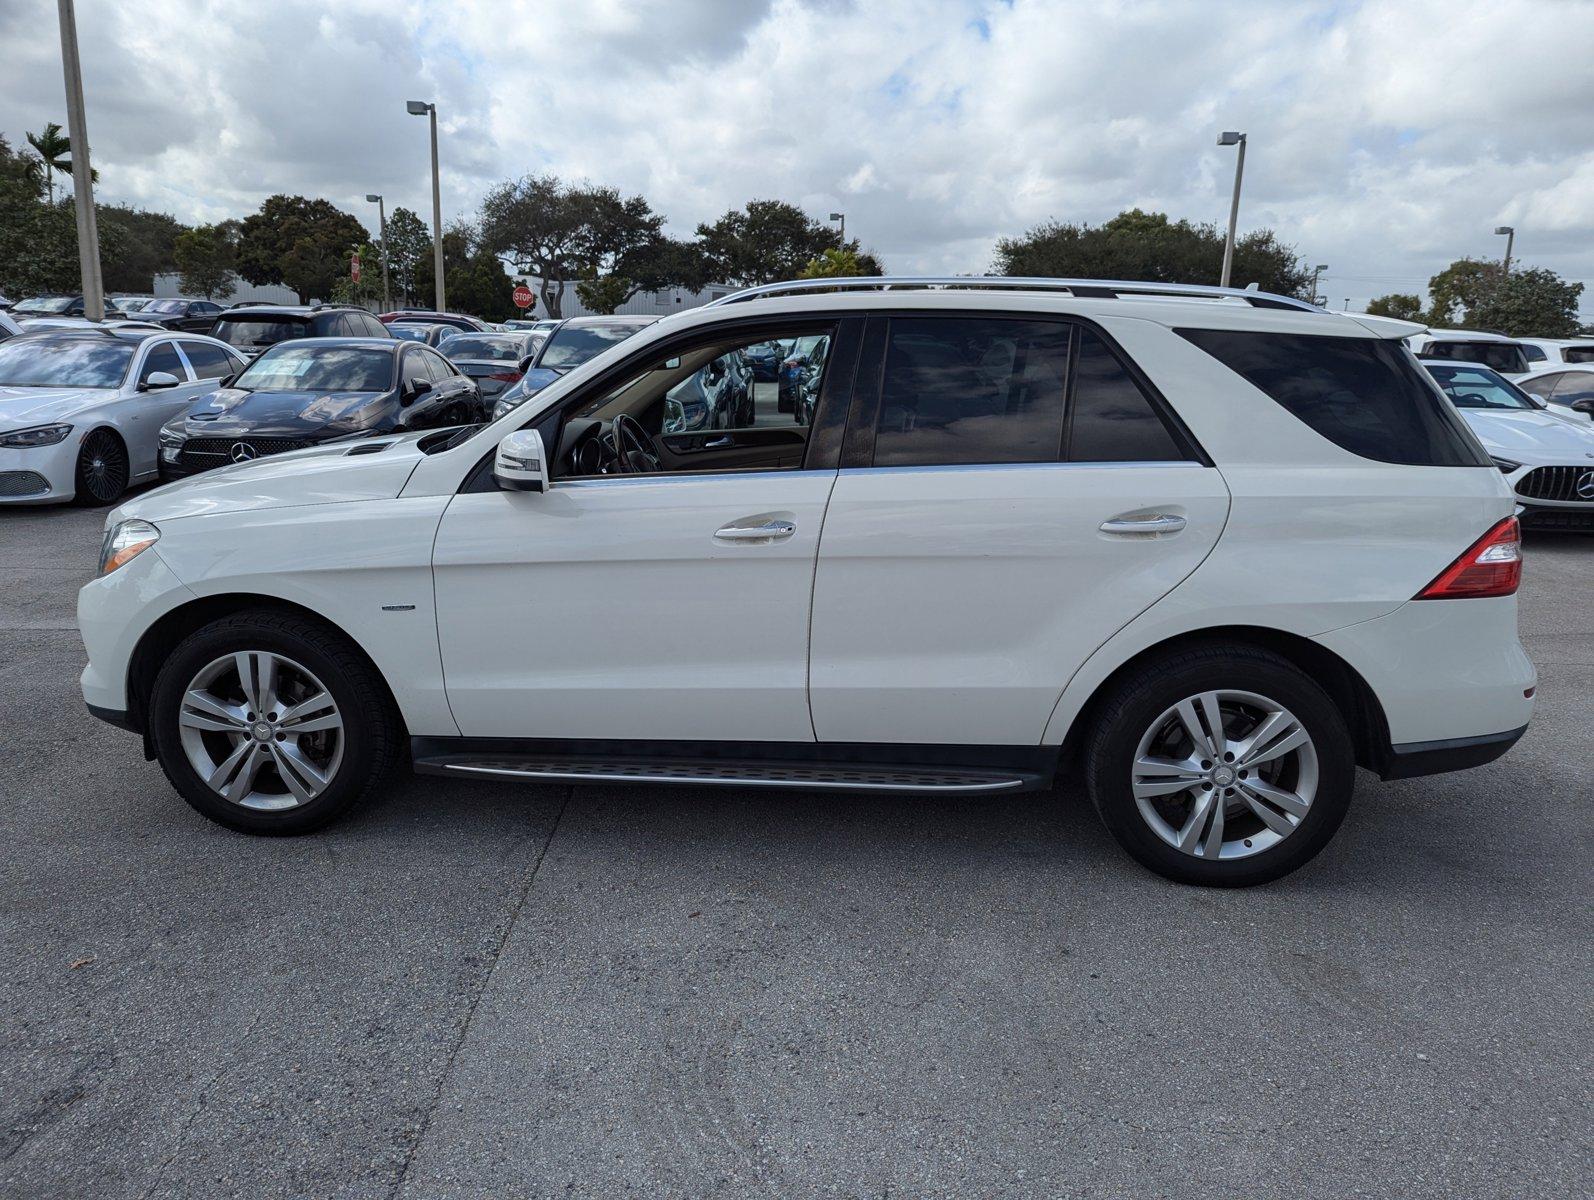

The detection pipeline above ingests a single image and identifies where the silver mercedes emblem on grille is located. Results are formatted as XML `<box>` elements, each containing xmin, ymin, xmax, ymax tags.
<box><xmin>1577</xmin><ymin>471</ymin><xmax>1594</xmax><ymax>500</ymax></box>
<box><xmin>230</xmin><ymin>442</ymin><xmax>259</xmax><ymax>463</ymax></box>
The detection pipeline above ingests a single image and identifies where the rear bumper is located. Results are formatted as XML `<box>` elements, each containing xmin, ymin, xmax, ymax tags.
<box><xmin>1380</xmin><ymin>725</ymin><xmax>1527</xmax><ymax>780</ymax></box>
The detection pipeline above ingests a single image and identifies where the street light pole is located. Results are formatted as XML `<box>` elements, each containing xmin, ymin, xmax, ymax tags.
<box><xmin>366</xmin><ymin>193</ymin><xmax>390</xmax><ymax>312</ymax></box>
<box><xmin>830</xmin><ymin>211</ymin><xmax>845</xmax><ymax>245</ymax></box>
<box><xmin>56</xmin><ymin>0</ymin><xmax>103</xmax><ymax>321</ymax></box>
<box><xmin>1310</xmin><ymin>263</ymin><xmax>1329</xmax><ymax>305</ymax></box>
<box><xmin>1495</xmin><ymin>225</ymin><xmax>1515</xmax><ymax>276</ymax></box>
<box><xmin>1217</xmin><ymin>131</ymin><xmax>1247</xmax><ymax>289</ymax></box>
<box><xmin>407</xmin><ymin>100</ymin><xmax>445</xmax><ymax>313</ymax></box>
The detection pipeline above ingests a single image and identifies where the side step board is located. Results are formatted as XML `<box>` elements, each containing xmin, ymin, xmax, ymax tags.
<box><xmin>412</xmin><ymin>751</ymin><xmax>1045</xmax><ymax>794</ymax></box>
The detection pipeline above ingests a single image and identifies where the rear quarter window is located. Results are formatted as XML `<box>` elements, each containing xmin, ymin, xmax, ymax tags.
<box><xmin>1177</xmin><ymin>329</ymin><xmax>1491</xmax><ymax>467</ymax></box>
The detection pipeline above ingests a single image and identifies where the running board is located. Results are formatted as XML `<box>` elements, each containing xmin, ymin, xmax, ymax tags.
<box><xmin>413</xmin><ymin>753</ymin><xmax>1038</xmax><ymax>794</ymax></box>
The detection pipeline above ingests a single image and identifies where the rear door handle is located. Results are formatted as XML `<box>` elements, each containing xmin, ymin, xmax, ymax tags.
<box><xmin>1100</xmin><ymin>513</ymin><xmax>1186</xmax><ymax>537</ymax></box>
<box><xmin>715</xmin><ymin>520</ymin><xmax>796</xmax><ymax>543</ymax></box>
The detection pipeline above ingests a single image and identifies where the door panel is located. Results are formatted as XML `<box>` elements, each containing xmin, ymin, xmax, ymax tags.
<box><xmin>808</xmin><ymin>463</ymin><xmax>1230</xmax><ymax>744</ymax></box>
<box><xmin>434</xmin><ymin>470</ymin><xmax>837</xmax><ymax>740</ymax></box>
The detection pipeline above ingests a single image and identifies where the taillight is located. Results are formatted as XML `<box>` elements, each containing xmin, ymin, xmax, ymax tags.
<box><xmin>488</xmin><ymin>371</ymin><xmax>523</xmax><ymax>383</ymax></box>
<box><xmin>1415</xmin><ymin>516</ymin><xmax>1522</xmax><ymax>600</ymax></box>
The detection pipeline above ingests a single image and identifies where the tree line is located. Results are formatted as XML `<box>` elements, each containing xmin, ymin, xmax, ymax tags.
<box><xmin>2</xmin><ymin>123</ymin><xmax>1583</xmax><ymax>334</ymax></box>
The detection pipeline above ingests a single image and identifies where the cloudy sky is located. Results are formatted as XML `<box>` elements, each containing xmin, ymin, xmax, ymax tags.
<box><xmin>3</xmin><ymin>0</ymin><xmax>1591</xmax><ymax>314</ymax></box>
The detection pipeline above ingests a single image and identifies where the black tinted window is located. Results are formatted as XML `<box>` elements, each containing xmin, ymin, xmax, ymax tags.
<box><xmin>1521</xmin><ymin>344</ymin><xmax>1546</xmax><ymax>362</ymax></box>
<box><xmin>1564</xmin><ymin>346</ymin><xmax>1594</xmax><ymax>364</ymax></box>
<box><xmin>178</xmin><ymin>340</ymin><xmax>234</xmax><ymax>379</ymax></box>
<box><xmin>1179</xmin><ymin>329</ymin><xmax>1489</xmax><ymax>467</ymax></box>
<box><xmin>213</xmin><ymin>317</ymin><xmax>308</xmax><ymax>350</ymax></box>
<box><xmin>1069</xmin><ymin>330</ymin><xmax>1187</xmax><ymax>462</ymax></box>
<box><xmin>1551</xmin><ymin>374</ymin><xmax>1594</xmax><ymax>403</ymax></box>
<box><xmin>1517</xmin><ymin>373</ymin><xmax>1558</xmax><ymax>398</ymax></box>
<box><xmin>873</xmin><ymin>318</ymin><xmax>1069</xmax><ymax>466</ymax></box>
<box><xmin>140</xmin><ymin>343</ymin><xmax>186</xmax><ymax>383</ymax></box>
<box><xmin>1423</xmin><ymin>340</ymin><xmax>1528</xmax><ymax>374</ymax></box>
<box><xmin>423</xmin><ymin>350</ymin><xmax>456</xmax><ymax>380</ymax></box>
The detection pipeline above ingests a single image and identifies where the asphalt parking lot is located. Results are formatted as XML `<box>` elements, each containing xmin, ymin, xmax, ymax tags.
<box><xmin>1</xmin><ymin>498</ymin><xmax>1589</xmax><ymax>1199</ymax></box>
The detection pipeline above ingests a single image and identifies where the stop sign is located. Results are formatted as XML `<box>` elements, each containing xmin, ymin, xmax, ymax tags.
<box><xmin>350</xmin><ymin>251</ymin><xmax>361</xmax><ymax>283</ymax></box>
<box><xmin>512</xmin><ymin>284</ymin><xmax>534</xmax><ymax>310</ymax></box>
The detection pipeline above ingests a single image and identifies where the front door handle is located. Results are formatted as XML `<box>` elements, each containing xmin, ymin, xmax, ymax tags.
<box><xmin>715</xmin><ymin>520</ymin><xmax>796</xmax><ymax>543</ymax></box>
<box><xmin>704</xmin><ymin>436</ymin><xmax>734</xmax><ymax>449</ymax></box>
<box><xmin>1100</xmin><ymin>513</ymin><xmax>1187</xmax><ymax>537</ymax></box>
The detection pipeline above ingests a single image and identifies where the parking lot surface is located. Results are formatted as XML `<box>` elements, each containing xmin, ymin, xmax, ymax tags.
<box><xmin>2</xmin><ymin>498</ymin><xmax>1589</xmax><ymax>1199</ymax></box>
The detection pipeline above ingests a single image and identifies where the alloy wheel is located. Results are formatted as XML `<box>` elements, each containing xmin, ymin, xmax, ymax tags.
<box><xmin>1130</xmin><ymin>689</ymin><xmax>1318</xmax><ymax>861</ymax></box>
<box><xmin>176</xmin><ymin>651</ymin><xmax>345</xmax><ymax>810</ymax></box>
<box><xmin>77</xmin><ymin>431</ymin><xmax>129</xmax><ymax>504</ymax></box>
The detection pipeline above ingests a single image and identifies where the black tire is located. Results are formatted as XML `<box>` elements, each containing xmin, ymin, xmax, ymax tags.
<box><xmin>147</xmin><ymin>609</ymin><xmax>404</xmax><ymax>835</ymax></box>
<box><xmin>1083</xmin><ymin>643</ymin><xmax>1355</xmax><ymax>887</ymax></box>
<box><xmin>73</xmin><ymin>429</ymin><xmax>130</xmax><ymax>506</ymax></box>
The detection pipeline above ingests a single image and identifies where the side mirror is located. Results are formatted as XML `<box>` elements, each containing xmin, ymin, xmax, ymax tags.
<box><xmin>141</xmin><ymin>371</ymin><xmax>181</xmax><ymax>391</ymax></box>
<box><xmin>402</xmin><ymin>379</ymin><xmax>432</xmax><ymax>406</ymax></box>
<box><xmin>1572</xmin><ymin>398</ymin><xmax>1594</xmax><ymax>416</ymax></box>
<box><xmin>518</xmin><ymin>355</ymin><xmax>535</xmax><ymax>374</ymax></box>
<box><xmin>494</xmin><ymin>429</ymin><xmax>548</xmax><ymax>493</ymax></box>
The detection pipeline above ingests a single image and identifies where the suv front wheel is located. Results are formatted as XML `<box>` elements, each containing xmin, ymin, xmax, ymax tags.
<box><xmin>1084</xmin><ymin>644</ymin><xmax>1355</xmax><ymax>887</ymax></box>
<box><xmin>148</xmin><ymin>610</ymin><xmax>402</xmax><ymax>834</ymax></box>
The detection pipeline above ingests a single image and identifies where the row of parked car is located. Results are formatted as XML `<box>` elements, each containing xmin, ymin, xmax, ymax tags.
<box><xmin>0</xmin><ymin>300</ymin><xmax>684</xmax><ymax>505</ymax></box>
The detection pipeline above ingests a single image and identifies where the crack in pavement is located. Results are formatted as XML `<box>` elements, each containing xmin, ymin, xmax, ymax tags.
<box><xmin>388</xmin><ymin>785</ymin><xmax>574</xmax><ymax>1197</ymax></box>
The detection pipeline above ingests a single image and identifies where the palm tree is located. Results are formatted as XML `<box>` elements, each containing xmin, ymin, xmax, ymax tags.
<box><xmin>26</xmin><ymin>122</ymin><xmax>95</xmax><ymax>205</ymax></box>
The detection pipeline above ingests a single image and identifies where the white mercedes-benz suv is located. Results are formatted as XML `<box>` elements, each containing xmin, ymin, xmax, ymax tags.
<box><xmin>78</xmin><ymin>278</ymin><xmax>1536</xmax><ymax>886</ymax></box>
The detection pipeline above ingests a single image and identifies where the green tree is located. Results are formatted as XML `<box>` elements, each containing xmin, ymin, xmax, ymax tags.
<box><xmin>173</xmin><ymin>222</ymin><xmax>238</xmax><ymax>299</ymax></box>
<box><xmin>1365</xmin><ymin>293</ymin><xmax>1424</xmax><ymax>321</ymax></box>
<box><xmin>575</xmin><ymin>237</ymin><xmax>712</xmax><ymax>313</ymax></box>
<box><xmin>0</xmin><ymin>136</ymin><xmax>124</xmax><ymax>297</ymax></box>
<box><xmin>993</xmin><ymin>208</ymin><xmax>1311</xmax><ymax>297</ymax></box>
<box><xmin>1467</xmin><ymin>268</ymin><xmax>1584</xmax><ymax>338</ymax></box>
<box><xmin>480</xmin><ymin>175</ymin><xmax>678</xmax><ymax>317</ymax></box>
<box><xmin>235</xmin><ymin>194</ymin><xmax>368</xmax><ymax>302</ymax></box>
<box><xmin>1424</xmin><ymin>258</ymin><xmax>1497</xmax><ymax>327</ymax></box>
<box><xmin>798</xmin><ymin>247</ymin><xmax>864</xmax><ymax>278</ymax></box>
<box><xmin>574</xmin><ymin>271</ymin><xmax>633</xmax><ymax>315</ymax></box>
<box><xmin>382</xmin><ymin>206</ymin><xmax>431</xmax><ymax>304</ymax></box>
<box><xmin>99</xmin><ymin>205</ymin><xmax>187</xmax><ymax>293</ymax></box>
<box><xmin>25</xmin><ymin>122</ymin><xmax>84</xmax><ymax>206</ymax></box>
<box><xmin>695</xmin><ymin>199</ymin><xmax>852</xmax><ymax>287</ymax></box>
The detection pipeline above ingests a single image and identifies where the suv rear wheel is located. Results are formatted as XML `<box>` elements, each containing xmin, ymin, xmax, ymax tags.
<box><xmin>148</xmin><ymin>610</ymin><xmax>402</xmax><ymax>834</ymax></box>
<box><xmin>1084</xmin><ymin>644</ymin><xmax>1354</xmax><ymax>886</ymax></box>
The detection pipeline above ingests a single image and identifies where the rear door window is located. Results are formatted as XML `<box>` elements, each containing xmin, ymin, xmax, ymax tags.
<box><xmin>140</xmin><ymin>342</ymin><xmax>188</xmax><ymax>384</ymax></box>
<box><xmin>1178</xmin><ymin>329</ymin><xmax>1490</xmax><ymax>467</ymax></box>
<box><xmin>177</xmin><ymin>340</ymin><xmax>236</xmax><ymax>379</ymax></box>
<box><xmin>1550</xmin><ymin>373</ymin><xmax>1594</xmax><ymax>404</ymax></box>
<box><xmin>1068</xmin><ymin>330</ymin><xmax>1188</xmax><ymax>462</ymax></box>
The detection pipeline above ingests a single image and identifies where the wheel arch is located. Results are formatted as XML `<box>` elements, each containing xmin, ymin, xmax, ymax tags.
<box><xmin>123</xmin><ymin>593</ymin><xmax>408</xmax><ymax>751</ymax></box>
<box><xmin>1055</xmin><ymin>625</ymin><xmax>1393</xmax><ymax>776</ymax></box>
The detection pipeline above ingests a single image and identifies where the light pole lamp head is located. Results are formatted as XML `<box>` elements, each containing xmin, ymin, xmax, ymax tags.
<box><xmin>406</xmin><ymin>100</ymin><xmax>433</xmax><ymax>116</ymax></box>
<box><xmin>365</xmin><ymin>193</ymin><xmax>382</xmax><ymax>203</ymax></box>
<box><xmin>1494</xmin><ymin>225</ymin><xmax>1514</xmax><ymax>236</ymax></box>
<box><xmin>1218</xmin><ymin>131</ymin><xmax>1245</xmax><ymax>146</ymax></box>
<box><xmin>1315</xmin><ymin>264</ymin><xmax>1329</xmax><ymax>272</ymax></box>
<box><xmin>829</xmin><ymin>212</ymin><xmax>844</xmax><ymax>221</ymax></box>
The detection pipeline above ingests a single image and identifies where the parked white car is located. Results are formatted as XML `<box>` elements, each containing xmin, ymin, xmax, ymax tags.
<box><xmin>0</xmin><ymin>328</ymin><xmax>247</xmax><ymax>504</ymax></box>
<box><xmin>78</xmin><ymin>278</ymin><xmax>1535</xmax><ymax>887</ymax></box>
<box><xmin>1407</xmin><ymin>329</ymin><xmax>1531</xmax><ymax>376</ymax></box>
<box><xmin>1423</xmin><ymin>360</ymin><xmax>1594</xmax><ymax>531</ymax></box>
<box><xmin>1516</xmin><ymin>337</ymin><xmax>1594</xmax><ymax>372</ymax></box>
<box><xmin>1517</xmin><ymin>365</ymin><xmax>1594</xmax><ymax>424</ymax></box>
<box><xmin>0</xmin><ymin>310</ymin><xmax>22</xmax><ymax>342</ymax></box>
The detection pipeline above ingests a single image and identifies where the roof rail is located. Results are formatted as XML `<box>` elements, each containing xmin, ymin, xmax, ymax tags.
<box><xmin>703</xmin><ymin>275</ymin><xmax>1324</xmax><ymax>314</ymax></box>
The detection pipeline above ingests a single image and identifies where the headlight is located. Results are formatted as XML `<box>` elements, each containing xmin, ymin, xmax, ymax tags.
<box><xmin>0</xmin><ymin>423</ymin><xmax>73</xmax><ymax>448</ymax></box>
<box><xmin>1490</xmin><ymin>457</ymin><xmax>1521</xmax><ymax>474</ymax></box>
<box><xmin>98</xmin><ymin>519</ymin><xmax>159</xmax><ymax>576</ymax></box>
<box><xmin>492</xmin><ymin>398</ymin><xmax>521</xmax><ymax>421</ymax></box>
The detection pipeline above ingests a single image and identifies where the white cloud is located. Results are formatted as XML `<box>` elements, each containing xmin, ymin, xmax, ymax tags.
<box><xmin>2</xmin><ymin>0</ymin><xmax>1590</xmax><ymax>312</ymax></box>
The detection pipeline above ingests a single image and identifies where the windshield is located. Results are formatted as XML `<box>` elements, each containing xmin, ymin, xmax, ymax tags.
<box><xmin>390</xmin><ymin>325</ymin><xmax>432</xmax><ymax>342</ymax></box>
<box><xmin>0</xmin><ymin>336</ymin><xmax>134</xmax><ymax>387</ymax></box>
<box><xmin>234</xmin><ymin>344</ymin><xmax>394</xmax><ymax>392</ymax></box>
<box><xmin>1425</xmin><ymin>340</ymin><xmax>1528</xmax><ymax>374</ymax></box>
<box><xmin>118</xmin><ymin>298</ymin><xmax>151</xmax><ymax>311</ymax></box>
<box><xmin>1428</xmin><ymin>364</ymin><xmax>1537</xmax><ymax>411</ymax></box>
<box><xmin>537</xmin><ymin>321</ymin><xmax>653</xmax><ymax>370</ymax></box>
<box><xmin>143</xmin><ymin>299</ymin><xmax>187</xmax><ymax>314</ymax></box>
<box><xmin>212</xmin><ymin>316</ymin><xmax>310</xmax><ymax>350</ymax></box>
<box><xmin>13</xmin><ymin>297</ymin><xmax>76</xmax><ymax>315</ymax></box>
<box><xmin>439</xmin><ymin>335</ymin><xmax>522</xmax><ymax>361</ymax></box>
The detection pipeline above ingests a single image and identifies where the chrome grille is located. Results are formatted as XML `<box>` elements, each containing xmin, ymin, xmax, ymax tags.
<box><xmin>0</xmin><ymin>470</ymin><xmax>51</xmax><ymax>497</ymax></box>
<box><xmin>177</xmin><ymin>437</ymin><xmax>311</xmax><ymax>468</ymax></box>
<box><xmin>1516</xmin><ymin>465</ymin><xmax>1594</xmax><ymax>503</ymax></box>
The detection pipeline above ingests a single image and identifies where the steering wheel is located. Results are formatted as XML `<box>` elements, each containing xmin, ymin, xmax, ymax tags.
<box><xmin>612</xmin><ymin>412</ymin><xmax>661</xmax><ymax>474</ymax></box>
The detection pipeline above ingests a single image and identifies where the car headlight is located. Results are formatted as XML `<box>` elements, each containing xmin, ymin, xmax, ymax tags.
<box><xmin>0</xmin><ymin>423</ymin><xmax>73</xmax><ymax>448</ymax></box>
<box><xmin>492</xmin><ymin>397</ymin><xmax>521</xmax><ymax>421</ymax></box>
<box><xmin>1490</xmin><ymin>457</ymin><xmax>1521</xmax><ymax>474</ymax></box>
<box><xmin>98</xmin><ymin>519</ymin><xmax>160</xmax><ymax>576</ymax></box>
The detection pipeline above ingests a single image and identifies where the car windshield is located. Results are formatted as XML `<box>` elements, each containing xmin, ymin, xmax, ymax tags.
<box><xmin>538</xmin><ymin>321</ymin><xmax>653</xmax><ymax>370</ymax></box>
<box><xmin>390</xmin><ymin>325</ymin><xmax>432</xmax><ymax>342</ymax></box>
<box><xmin>234</xmin><ymin>345</ymin><xmax>394</xmax><ymax>392</ymax></box>
<box><xmin>439</xmin><ymin>335</ymin><xmax>521</xmax><ymax>361</ymax></box>
<box><xmin>0</xmin><ymin>336</ymin><xmax>134</xmax><ymax>387</ymax></box>
<box><xmin>212</xmin><ymin>317</ymin><xmax>310</xmax><ymax>350</ymax></box>
<box><xmin>1428</xmin><ymin>364</ymin><xmax>1536</xmax><ymax>411</ymax></box>
<box><xmin>143</xmin><ymin>299</ymin><xmax>187</xmax><ymax>314</ymax></box>
<box><xmin>1425</xmin><ymin>340</ymin><xmax>1528</xmax><ymax>373</ymax></box>
<box><xmin>118</xmin><ymin>298</ymin><xmax>151</xmax><ymax>311</ymax></box>
<box><xmin>13</xmin><ymin>297</ymin><xmax>76</xmax><ymax>315</ymax></box>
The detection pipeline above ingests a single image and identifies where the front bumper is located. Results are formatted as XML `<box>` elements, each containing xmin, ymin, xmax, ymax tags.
<box><xmin>1517</xmin><ymin>502</ymin><xmax>1594</xmax><ymax>532</ymax></box>
<box><xmin>0</xmin><ymin>438</ymin><xmax>79</xmax><ymax>504</ymax></box>
<box><xmin>78</xmin><ymin>544</ymin><xmax>196</xmax><ymax>718</ymax></box>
